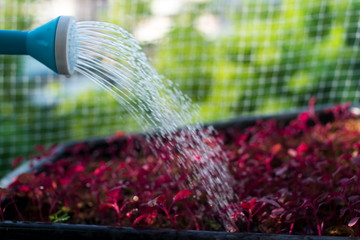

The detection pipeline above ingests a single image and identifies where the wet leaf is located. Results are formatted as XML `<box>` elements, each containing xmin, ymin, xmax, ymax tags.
<box><xmin>132</xmin><ymin>211</ymin><xmax>157</xmax><ymax>226</ymax></box>
<box><xmin>173</xmin><ymin>190</ymin><xmax>192</xmax><ymax>202</ymax></box>
<box><xmin>148</xmin><ymin>195</ymin><xmax>166</xmax><ymax>207</ymax></box>
<box><xmin>11</xmin><ymin>156</ymin><xmax>24</xmax><ymax>168</ymax></box>
<box><xmin>296</xmin><ymin>143</ymin><xmax>309</xmax><ymax>154</ymax></box>
<box><xmin>352</xmin><ymin>155</ymin><xmax>360</xmax><ymax>166</ymax></box>
<box><xmin>271</xmin><ymin>208</ymin><xmax>285</xmax><ymax>216</ymax></box>
<box><xmin>348</xmin><ymin>217</ymin><xmax>360</xmax><ymax>227</ymax></box>
<box><xmin>17</xmin><ymin>173</ymin><xmax>35</xmax><ymax>184</ymax></box>
<box><xmin>106</xmin><ymin>186</ymin><xmax>122</xmax><ymax>201</ymax></box>
<box><xmin>156</xmin><ymin>194</ymin><xmax>166</xmax><ymax>204</ymax></box>
<box><xmin>259</xmin><ymin>198</ymin><xmax>281</xmax><ymax>208</ymax></box>
<box><xmin>271</xmin><ymin>143</ymin><xmax>282</xmax><ymax>156</ymax></box>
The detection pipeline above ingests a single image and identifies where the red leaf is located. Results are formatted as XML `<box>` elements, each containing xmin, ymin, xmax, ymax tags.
<box><xmin>94</xmin><ymin>161</ymin><xmax>107</xmax><ymax>176</ymax></box>
<box><xmin>156</xmin><ymin>195</ymin><xmax>166</xmax><ymax>205</ymax></box>
<box><xmin>274</xmin><ymin>165</ymin><xmax>288</xmax><ymax>176</ymax></box>
<box><xmin>297</xmin><ymin>112</ymin><xmax>309</xmax><ymax>123</ymax></box>
<box><xmin>240</xmin><ymin>199</ymin><xmax>259</xmax><ymax>210</ymax></box>
<box><xmin>146</xmin><ymin>211</ymin><xmax>157</xmax><ymax>224</ymax></box>
<box><xmin>308</xmin><ymin>97</ymin><xmax>316</xmax><ymax>116</ymax></box>
<box><xmin>155</xmin><ymin>175</ymin><xmax>171</xmax><ymax>185</ymax></box>
<box><xmin>173</xmin><ymin>190</ymin><xmax>192</xmax><ymax>202</ymax></box>
<box><xmin>340</xmin><ymin>208</ymin><xmax>348</xmax><ymax>218</ymax></box>
<box><xmin>271</xmin><ymin>143</ymin><xmax>282</xmax><ymax>156</ymax></box>
<box><xmin>236</xmin><ymin>133</ymin><xmax>249</xmax><ymax>145</ymax></box>
<box><xmin>34</xmin><ymin>145</ymin><xmax>46</xmax><ymax>152</ymax></box>
<box><xmin>11</xmin><ymin>156</ymin><xmax>24</xmax><ymax>168</ymax></box>
<box><xmin>241</xmin><ymin>201</ymin><xmax>250</xmax><ymax>209</ymax></box>
<box><xmin>76</xmin><ymin>165</ymin><xmax>85</xmax><ymax>172</ymax></box>
<box><xmin>106</xmin><ymin>186</ymin><xmax>122</xmax><ymax>201</ymax></box>
<box><xmin>348</xmin><ymin>217</ymin><xmax>360</xmax><ymax>227</ymax></box>
<box><xmin>100</xmin><ymin>203</ymin><xmax>114</xmax><ymax>210</ymax></box>
<box><xmin>271</xmin><ymin>208</ymin><xmax>285</xmax><ymax>216</ymax></box>
<box><xmin>132</xmin><ymin>211</ymin><xmax>158</xmax><ymax>226</ymax></box>
<box><xmin>232</xmin><ymin>210</ymin><xmax>245</xmax><ymax>218</ymax></box>
<box><xmin>132</xmin><ymin>215</ymin><xmax>147</xmax><ymax>226</ymax></box>
<box><xmin>259</xmin><ymin>198</ymin><xmax>281</xmax><ymax>208</ymax></box>
<box><xmin>249</xmin><ymin>198</ymin><xmax>257</xmax><ymax>209</ymax></box>
<box><xmin>288</xmin><ymin>148</ymin><xmax>297</xmax><ymax>157</ymax></box>
<box><xmin>0</xmin><ymin>188</ymin><xmax>11</xmax><ymax>198</ymax></box>
<box><xmin>296</xmin><ymin>143</ymin><xmax>309</xmax><ymax>154</ymax></box>
<box><xmin>115</xmin><ymin>131</ymin><xmax>125</xmax><ymax>137</ymax></box>
<box><xmin>126</xmin><ymin>208</ymin><xmax>138</xmax><ymax>218</ymax></box>
<box><xmin>148</xmin><ymin>195</ymin><xmax>166</xmax><ymax>207</ymax></box>
<box><xmin>352</xmin><ymin>155</ymin><xmax>360</xmax><ymax>166</ymax></box>
<box><xmin>17</xmin><ymin>173</ymin><xmax>35</xmax><ymax>184</ymax></box>
<box><xmin>59</xmin><ymin>177</ymin><xmax>71</xmax><ymax>186</ymax></box>
<box><xmin>18</xmin><ymin>185</ymin><xmax>30</xmax><ymax>192</ymax></box>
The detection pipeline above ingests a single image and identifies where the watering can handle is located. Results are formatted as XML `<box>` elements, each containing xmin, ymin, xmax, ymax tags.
<box><xmin>0</xmin><ymin>30</ymin><xmax>28</xmax><ymax>55</ymax></box>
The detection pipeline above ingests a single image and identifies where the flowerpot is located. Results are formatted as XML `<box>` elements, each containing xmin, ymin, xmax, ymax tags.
<box><xmin>1</xmin><ymin>104</ymin><xmax>360</xmax><ymax>239</ymax></box>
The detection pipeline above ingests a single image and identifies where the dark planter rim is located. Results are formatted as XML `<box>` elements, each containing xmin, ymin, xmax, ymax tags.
<box><xmin>0</xmin><ymin>221</ymin><xmax>358</xmax><ymax>240</ymax></box>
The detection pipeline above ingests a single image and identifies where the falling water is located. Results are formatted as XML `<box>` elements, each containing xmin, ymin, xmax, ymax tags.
<box><xmin>75</xmin><ymin>21</ymin><xmax>237</xmax><ymax>230</ymax></box>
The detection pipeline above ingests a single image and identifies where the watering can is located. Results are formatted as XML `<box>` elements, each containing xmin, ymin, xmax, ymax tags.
<box><xmin>0</xmin><ymin>16</ymin><xmax>77</xmax><ymax>75</ymax></box>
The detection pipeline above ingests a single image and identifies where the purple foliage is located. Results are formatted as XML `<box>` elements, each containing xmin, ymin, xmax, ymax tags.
<box><xmin>1</xmin><ymin>103</ymin><xmax>360</xmax><ymax>237</ymax></box>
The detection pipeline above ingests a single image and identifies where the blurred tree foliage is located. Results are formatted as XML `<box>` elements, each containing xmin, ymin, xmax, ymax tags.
<box><xmin>102</xmin><ymin>0</ymin><xmax>152</xmax><ymax>32</ymax></box>
<box><xmin>0</xmin><ymin>0</ymin><xmax>34</xmax><ymax>101</ymax></box>
<box><xmin>151</xmin><ymin>0</ymin><xmax>360</xmax><ymax>120</ymax></box>
<box><xmin>0</xmin><ymin>0</ymin><xmax>38</xmax><ymax>174</ymax></box>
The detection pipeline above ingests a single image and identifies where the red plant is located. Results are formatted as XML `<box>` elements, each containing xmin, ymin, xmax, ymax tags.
<box><xmin>1</xmin><ymin>104</ymin><xmax>360</xmax><ymax>236</ymax></box>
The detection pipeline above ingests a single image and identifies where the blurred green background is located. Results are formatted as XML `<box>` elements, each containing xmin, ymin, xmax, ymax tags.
<box><xmin>1</xmin><ymin>0</ymin><xmax>360</xmax><ymax>176</ymax></box>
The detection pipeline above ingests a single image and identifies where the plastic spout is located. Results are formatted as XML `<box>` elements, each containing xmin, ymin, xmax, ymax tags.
<box><xmin>0</xmin><ymin>16</ymin><xmax>77</xmax><ymax>75</ymax></box>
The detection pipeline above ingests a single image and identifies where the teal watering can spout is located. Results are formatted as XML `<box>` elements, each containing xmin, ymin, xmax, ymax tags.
<box><xmin>0</xmin><ymin>16</ymin><xmax>78</xmax><ymax>76</ymax></box>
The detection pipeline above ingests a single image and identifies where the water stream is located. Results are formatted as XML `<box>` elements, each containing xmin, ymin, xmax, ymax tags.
<box><xmin>75</xmin><ymin>21</ymin><xmax>237</xmax><ymax>230</ymax></box>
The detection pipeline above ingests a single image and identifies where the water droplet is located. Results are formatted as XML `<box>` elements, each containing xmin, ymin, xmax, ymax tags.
<box><xmin>132</xmin><ymin>196</ymin><xmax>139</xmax><ymax>201</ymax></box>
